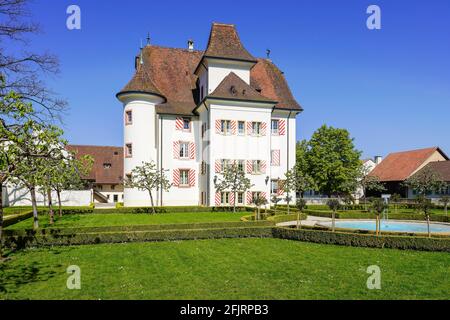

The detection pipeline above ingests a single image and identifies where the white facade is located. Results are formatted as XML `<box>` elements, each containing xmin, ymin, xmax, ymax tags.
<box><xmin>118</xmin><ymin>57</ymin><xmax>298</xmax><ymax>207</ymax></box>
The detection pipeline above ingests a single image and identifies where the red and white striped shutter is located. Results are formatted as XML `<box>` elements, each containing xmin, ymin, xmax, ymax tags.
<box><xmin>277</xmin><ymin>180</ymin><xmax>285</xmax><ymax>196</ymax></box>
<box><xmin>247</xmin><ymin>122</ymin><xmax>253</xmax><ymax>135</ymax></box>
<box><xmin>246</xmin><ymin>160</ymin><xmax>253</xmax><ymax>174</ymax></box>
<box><xmin>261</xmin><ymin>161</ymin><xmax>267</xmax><ymax>174</ymax></box>
<box><xmin>272</xmin><ymin>150</ymin><xmax>280</xmax><ymax>166</ymax></box>
<box><xmin>215</xmin><ymin>160</ymin><xmax>222</xmax><ymax>173</ymax></box>
<box><xmin>261</xmin><ymin>122</ymin><xmax>267</xmax><ymax>136</ymax></box>
<box><xmin>279</xmin><ymin>120</ymin><xmax>286</xmax><ymax>136</ymax></box>
<box><xmin>189</xmin><ymin>143</ymin><xmax>196</xmax><ymax>160</ymax></box>
<box><xmin>173</xmin><ymin>141</ymin><xmax>180</xmax><ymax>159</ymax></box>
<box><xmin>215</xmin><ymin>120</ymin><xmax>222</xmax><ymax>134</ymax></box>
<box><xmin>231</xmin><ymin>121</ymin><xmax>237</xmax><ymax>135</ymax></box>
<box><xmin>215</xmin><ymin>192</ymin><xmax>221</xmax><ymax>206</ymax></box>
<box><xmin>246</xmin><ymin>191</ymin><xmax>253</xmax><ymax>204</ymax></box>
<box><xmin>173</xmin><ymin>169</ymin><xmax>180</xmax><ymax>187</ymax></box>
<box><xmin>189</xmin><ymin>169</ymin><xmax>196</xmax><ymax>187</ymax></box>
<box><xmin>229</xmin><ymin>192</ymin><xmax>235</xmax><ymax>206</ymax></box>
<box><xmin>261</xmin><ymin>192</ymin><xmax>267</xmax><ymax>201</ymax></box>
<box><xmin>175</xmin><ymin>117</ymin><xmax>184</xmax><ymax>130</ymax></box>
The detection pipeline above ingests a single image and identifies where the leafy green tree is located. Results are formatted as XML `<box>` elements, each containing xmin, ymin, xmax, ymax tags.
<box><xmin>440</xmin><ymin>195</ymin><xmax>449</xmax><ymax>216</ymax></box>
<box><xmin>306</xmin><ymin>125</ymin><xmax>362</xmax><ymax>198</ymax></box>
<box><xmin>295</xmin><ymin>198</ymin><xmax>307</xmax><ymax>229</ymax></box>
<box><xmin>326</xmin><ymin>199</ymin><xmax>340</xmax><ymax>232</ymax></box>
<box><xmin>416</xmin><ymin>195</ymin><xmax>433</xmax><ymax>238</ymax></box>
<box><xmin>358</xmin><ymin>166</ymin><xmax>385</xmax><ymax>210</ymax></box>
<box><xmin>295</xmin><ymin>140</ymin><xmax>316</xmax><ymax>198</ymax></box>
<box><xmin>215</xmin><ymin>163</ymin><xmax>252</xmax><ymax>213</ymax></box>
<box><xmin>390</xmin><ymin>193</ymin><xmax>401</xmax><ymax>214</ymax></box>
<box><xmin>124</xmin><ymin>161</ymin><xmax>171</xmax><ymax>214</ymax></box>
<box><xmin>271</xmin><ymin>195</ymin><xmax>281</xmax><ymax>215</ymax></box>
<box><xmin>252</xmin><ymin>194</ymin><xmax>268</xmax><ymax>221</ymax></box>
<box><xmin>404</xmin><ymin>166</ymin><xmax>445</xmax><ymax>196</ymax></box>
<box><xmin>371</xmin><ymin>199</ymin><xmax>387</xmax><ymax>236</ymax></box>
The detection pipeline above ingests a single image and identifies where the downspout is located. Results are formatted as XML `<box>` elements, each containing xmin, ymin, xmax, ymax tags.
<box><xmin>287</xmin><ymin>111</ymin><xmax>293</xmax><ymax>170</ymax></box>
<box><xmin>206</xmin><ymin>102</ymin><xmax>211</xmax><ymax>206</ymax></box>
<box><xmin>160</xmin><ymin>115</ymin><xmax>164</xmax><ymax>206</ymax></box>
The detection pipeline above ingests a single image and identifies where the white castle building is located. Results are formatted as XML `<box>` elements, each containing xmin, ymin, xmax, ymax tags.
<box><xmin>116</xmin><ymin>23</ymin><xmax>303</xmax><ymax>207</ymax></box>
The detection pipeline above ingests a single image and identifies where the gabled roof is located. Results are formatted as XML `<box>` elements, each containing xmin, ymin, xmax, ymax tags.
<box><xmin>203</xmin><ymin>23</ymin><xmax>256</xmax><ymax>62</ymax></box>
<box><xmin>416</xmin><ymin>161</ymin><xmax>450</xmax><ymax>182</ymax></box>
<box><xmin>209</xmin><ymin>72</ymin><xmax>276</xmax><ymax>104</ymax></box>
<box><xmin>67</xmin><ymin>145</ymin><xmax>124</xmax><ymax>185</ymax></box>
<box><xmin>369</xmin><ymin>147</ymin><xmax>449</xmax><ymax>182</ymax></box>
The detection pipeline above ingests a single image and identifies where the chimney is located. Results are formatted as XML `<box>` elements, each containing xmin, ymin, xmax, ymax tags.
<box><xmin>374</xmin><ymin>156</ymin><xmax>383</xmax><ymax>165</ymax></box>
<box><xmin>188</xmin><ymin>39</ymin><xmax>194</xmax><ymax>51</ymax></box>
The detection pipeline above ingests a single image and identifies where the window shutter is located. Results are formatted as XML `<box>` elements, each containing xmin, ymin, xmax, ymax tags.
<box><xmin>215</xmin><ymin>160</ymin><xmax>222</xmax><ymax>173</ymax></box>
<box><xmin>260</xmin><ymin>192</ymin><xmax>267</xmax><ymax>201</ymax></box>
<box><xmin>175</xmin><ymin>117</ymin><xmax>184</xmax><ymax>130</ymax></box>
<box><xmin>173</xmin><ymin>141</ymin><xmax>180</xmax><ymax>159</ymax></box>
<box><xmin>261</xmin><ymin>161</ymin><xmax>267</xmax><ymax>174</ymax></box>
<box><xmin>231</xmin><ymin>121</ymin><xmax>237</xmax><ymax>135</ymax></box>
<box><xmin>189</xmin><ymin>143</ymin><xmax>196</xmax><ymax>160</ymax></box>
<box><xmin>277</xmin><ymin>180</ymin><xmax>285</xmax><ymax>196</ymax></box>
<box><xmin>279</xmin><ymin>120</ymin><xmax>286</xmax><ymax>136</ymax></box>
<box><xmin>246</xmin><ymin>160</ymin><xmax>253</xmax><ymax>174</ymax></box>
<box><xmin>215</xmin><ymin>192</ymin><xmax>221</xmax><ymax>206</ymax></box>
<box><xmin>271</xmin><ymin>150</ymin><xmax>280</xmax><ymax>166</ymax></box>
<box><xmin>247</xmin><ymin>122</ymin><xmax>253</xmax><ymax>135</ymax></box>
<box><xmin>229</xmin><ymin>192</ymin><xmax>235</xmax><ymax>206</ymax></box>
<box><xmin>246</xmin><ymin>191</ymin><xmax>253</xmax><ymax>204</ymax></box>
<box><xmin>173</xmin><ymin>169</ymin><xmax>180</xmax><ymax>187</ymax></box>
<box><xmin>261</xmin><ymin>122</ymin><xmax>267</xmax><ymax>136</ymax></box>
<box><xmin>189</xmin><ymin>169</ymin><xmax>196</xmax><ymax>187</ymax></box>
<box><xmin>215</xmin><ymin>120</ymin><xmax>222</xmax><ymax>134</ymax></box>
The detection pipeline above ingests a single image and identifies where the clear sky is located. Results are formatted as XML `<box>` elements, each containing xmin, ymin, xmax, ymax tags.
<box><xmin>22</xmin><ymin>0</ymin><xmax>450</xmax><ymax>159</ymax></box>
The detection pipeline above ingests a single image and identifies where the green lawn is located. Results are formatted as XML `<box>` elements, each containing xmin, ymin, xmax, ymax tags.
<box><xmin>3</xmin><ymin>207</ymin><xmax>33</xmax><ymax>217</ymax></box>
<box><xmin>5</xmin><ymin>212</ymin><xmax>246</xmax><ymax>230</ymax></box>
<box><xmin>0</xmin><ymin>238</ymin><xmax>448</xmax><ymax>300</ymax></box>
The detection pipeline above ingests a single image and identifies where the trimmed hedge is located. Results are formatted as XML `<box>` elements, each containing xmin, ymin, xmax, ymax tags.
<box><xmin>303</xmin><ymin>209</ymin><xmax>450</xmax><ymax>223</ymax></box>
<box><xmin>272</xmin><ymin>227</ymin><xmax>450</xmax><ymax>252</ymax></box>
<box><xmin>3</xmin><ymin>220</ymin><xmax>274</xmax><ymax>237</ymax></box>
<box><xmin>3</xmin><ymin>211</ymin><xmax>36</xmax><ymax>228</ymax></box>
<box><xmin>3</xmin><ymin>226</ymin><xmax>274</xmax><ymax>249</ymax></box>
<box><xmin>267</xmin><ymin>213</ymin><xmax>307</xmax><ymax>224</ymax></box>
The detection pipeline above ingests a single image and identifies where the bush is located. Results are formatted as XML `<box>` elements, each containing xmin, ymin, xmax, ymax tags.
<box><xmin>267</xmin><ymin>213</ymin><xmax>307</xmax><ymax>224</ymax></box>
<box><xmin>272</xmin><ymin>227</ymin><xmax>450</xmax><ymax>252</ymax></box>
<box><xmin>3</xmin><ymin>210</ymin><xmax>37</xmax><ymax>228</ymax></box>
<box><xmin>3</xmin><ymin>226</ymin><xmax>274</xmax><ymax>249</ymax></box>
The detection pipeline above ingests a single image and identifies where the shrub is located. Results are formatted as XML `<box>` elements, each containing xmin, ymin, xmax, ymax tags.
<box><xmin>267</xmin><ymin>213</ymin><xmax>307</xmax><ymax>224</ymax></box>
<box><xmin>272</xmin><ymin>227</ymin><xmax>450</xmax><ymax>252</ymax></box>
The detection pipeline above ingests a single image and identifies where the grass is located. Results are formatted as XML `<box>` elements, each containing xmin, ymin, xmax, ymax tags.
<box><xmin>0</xmin><ymin>238</ymin><xmax>448</xmax><ymax>300</ymax></box>
<box><xmin>5</xmin><ymin>212</ymin><xmax>246</xmax><ymax>230</ymax></box>
<box><xmin>3</xmin><ymin>207</ymin><xmax>34</xmax><ymax>217</ymax></box>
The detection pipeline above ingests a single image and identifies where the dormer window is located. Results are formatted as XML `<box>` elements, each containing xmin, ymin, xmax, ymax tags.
<box><xmin>103</xmin><ymin>163</ymin><xmax>112</xmax><ymax>169</ymax></box>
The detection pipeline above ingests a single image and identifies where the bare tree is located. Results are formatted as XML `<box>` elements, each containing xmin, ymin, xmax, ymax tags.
<box><xmin>0</xmin><ymin>0</ymin><xmax>67</xmax><ymax>121</ymax></box>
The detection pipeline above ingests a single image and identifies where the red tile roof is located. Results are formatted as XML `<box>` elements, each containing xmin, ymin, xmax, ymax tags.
<box><xmin>416</xmin><ymin>161</ymin><xmax>450</xmax><ymax>182</ymax></box>
<box><xmin>67</xmin><ymin>145</ymin><xmax>123</xmax><ymax>185</ymax></box>
<box><xmin>117</xmin><ymin>24</ymin><xmax>302</xmax><ymax>115</ymax></box>
<box><xmin>369</xmin><ymin>147</ymin><xmax>449</xmax><ymax>182</ymax></box>
<box><xmin>203</xmin><ymin>23</ymin><xmax>256</xmax><ymax>62</ymax></box>
<box><xmin>209</xmin><ymin>72</ymin><xmax>276</xmax><ymax>103</ymax></box>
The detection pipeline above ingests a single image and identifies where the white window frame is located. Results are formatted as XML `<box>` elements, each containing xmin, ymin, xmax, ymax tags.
<box><xmin>237</xmin><ymin>160</ymin><xmax>245</xmax><ymax>172</ymax></box>
<box><xmin>179</xmin><ymin>142</ymin><xmax>189</xmax><ymax>159</ymax></box>
<box><xmin>180</xmin><ymin>169</ymin><xmax>189</xmax><ymax>187</ymax></box>
<box><xmin>271</xmin><ymin>120</ymin><xmax>279</xmax><ymax>135</ymax></box>
<box><xmin>182</xmin><ymin>118</ymin><xmax>191</xmax><ymax>131</ymax></box>
<box><xmin>221</xmin><ymin>120</ymin><xmax>231</xmax><ymax>135</ymax></box>
<box><xmin>237</xmin><ymin>192</ymin><xmax>244</xmax><ymax>205</ymax></box>
<box><xmin>252</xmin><ymin>122</ymin><xmax>261</xmax><ymax>136</ymax></box>
<box><xmin>252</xmin><ymin>160</ymin><xmax>261</xmax><ymax>174</ymax></box>
<box><xmin>271</xmin><ymin>180</ymin><xmax>279</xmax><ymax>195</ymax></box>
<box><xmin>125</xmin><ymin>143</ymin><xmax>133</xmax><ymax>158</ymax></box>
<box><xmin>221</xmin><ymin>192</ymin><xmax>230</xmax><ymax>205</ymax></box>
<box><xmin>238</xmin><ymin>121</ymin><xmax>245</xmax><ymax>135</ymax></box>
<box><xmin>125</xmin><ymin>110</ymin><xmax>133</xmax><ymax>125</ymax></box>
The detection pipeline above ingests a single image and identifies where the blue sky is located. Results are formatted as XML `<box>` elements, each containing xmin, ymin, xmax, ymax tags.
<box><xmin>22</xmin><ymin>0</ymin><xmax>450</xmax><ymax>158</ymax></box>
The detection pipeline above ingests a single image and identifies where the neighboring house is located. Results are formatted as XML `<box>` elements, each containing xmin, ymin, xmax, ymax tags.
<box><xmin>406</xmin><ymin>161</ymin><xmax>450</xmax><ymax>199</ymax></box>
<box><xmin>116</xmin><ymin>23</ymin><xmax>302</xmax><ymax>207</ymax></box>
<box><xmin>369</xmin><ymin>147</ymin><xmax>449</xmax><ymax>198</ymax></box>
<box><xmin>67</xmin><ymin>145</ymin><xmax>124</xmax><ymax>204</ymax></box>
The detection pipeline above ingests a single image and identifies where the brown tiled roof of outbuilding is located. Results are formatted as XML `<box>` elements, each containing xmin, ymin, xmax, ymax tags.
<box><xmin>67</xmin><ymin>145</ymin><xmax>124</xmax><ymax>185</ymax></box>
<box><xmin>416</xmin><ymin>161</ymin><xmax>450</xmax><ymax>182</ymax></box>
<box><xmin>209</xmin><ymin>72</ymin><xmax>276</xmax><ymax>104</ymax></box>
<box><xmin>204</xmin><ymin>23</ymin><xmax>256</xmax><ymax>62</ymax></box>
<box><xmin>369</xmin><ymin>147</ymin><xmax>449</xmax><ymax>182</ymax></box>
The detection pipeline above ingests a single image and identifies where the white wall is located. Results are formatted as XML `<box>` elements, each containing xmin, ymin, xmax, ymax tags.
<box><xmin>4</xmin><ymin>185</ymin><xmax>92</xmax><ymax>207</ymax></box>
<box><xmin>207</xmin><ymin>59</ymin><xmax>252</xmax><ymax>93</ymax></box>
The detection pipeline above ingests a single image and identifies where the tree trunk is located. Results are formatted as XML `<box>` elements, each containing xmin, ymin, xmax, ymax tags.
<box><xmin>0</xmin><ymin>183</ymin><xmax>4</xmax><ymax>259</ymax></box>
<box><xmin>257</xmin><ymin>206</ymin><xmax>261</xmax><ymax>221</ymax></box>
<box><xmin>332</xmin><ymin>210</ymin><xmax>336</xmax><ymax>232</ymax></box>
<box><xmin>296</xmin><ymin>212</ymin><xmax>301</xmax><ymax>229</ymax></box>
<box><xmin>287</xmin><ymin>193</ymin><xmax>290</xmax><ymax>215</ymax></box>
<box><xmin>57</xmin><ymin>189</ymin><xmax>62</xmax><ymax>217</ymax></box>
<box><xmin>426</xmin><ymin>215</ymin><xmax>431</xmax><ymax>238</ymax></box>
<box><xmin>30</xmin><ymin>186</ymin><xmax>39</xmax><ymax>229</ymax></box>
<box><xmin>445</xmin><ymin>204</ymin><xmax>448</xmax><ymax>216</ymax></box>
<box><xmin>47</xmin><ymin>189</ymin><xmax>54</xmax><ymax>225</ymax></box>
<box><xmin>149</xmin><ymin>190</ymin><xmax>156</xmax><ymax>214</ymax></box>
